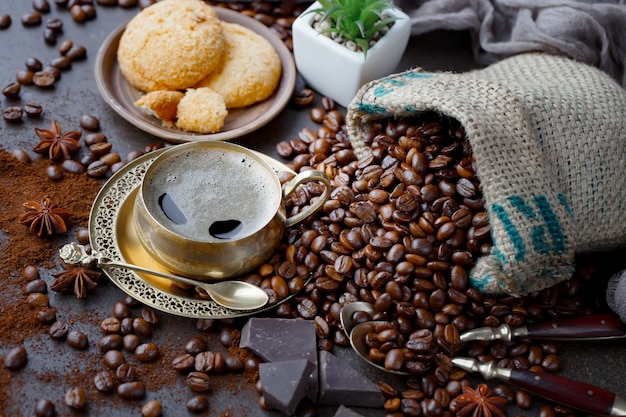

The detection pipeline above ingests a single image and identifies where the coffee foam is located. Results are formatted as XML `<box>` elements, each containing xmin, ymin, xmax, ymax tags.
<box><xmin>144</xmin><ymin>148</ymin><xmax>280</xmax><ymax>241</ymax></box>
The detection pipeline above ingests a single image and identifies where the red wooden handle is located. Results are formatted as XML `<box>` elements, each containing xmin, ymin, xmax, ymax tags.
<box><xmin>509</xmin><ymin>369</ymin><xmax>616</xmax><ymax>416</ymax></box>
<box><xmin>525</xmin><ymin>314</ymin><xmax>625</xmax><ymax>339</ymax></box>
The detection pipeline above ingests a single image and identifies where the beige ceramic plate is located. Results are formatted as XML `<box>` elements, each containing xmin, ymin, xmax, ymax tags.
<box><xmin>94</xmin><ymin>7</ymin><xmax>296</xmax><ymax>142</ymax></box>
<box><xmin>88</xmin><ymin>148</ymin><xmax>301</xmax><ymax>318</ymax></box>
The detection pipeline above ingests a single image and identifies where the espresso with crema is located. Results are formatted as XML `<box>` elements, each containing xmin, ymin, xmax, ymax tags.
<box><xmin>143</xmin><ymin>147</ymin><xmax>280</xmax><ymax>242</ymax></box>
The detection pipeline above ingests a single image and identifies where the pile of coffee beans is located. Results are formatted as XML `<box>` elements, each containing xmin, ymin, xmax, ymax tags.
<box><xmin>263</xmin><ymin>101</ymin><xmax>610</xmax><ymax>416</ymax></box>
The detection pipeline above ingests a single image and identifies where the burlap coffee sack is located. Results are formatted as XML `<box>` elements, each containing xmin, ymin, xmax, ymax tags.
<box><xmin>346</xmin><ymin>52</ymin><xmax>626</xmax><ymax>296</ymax></box>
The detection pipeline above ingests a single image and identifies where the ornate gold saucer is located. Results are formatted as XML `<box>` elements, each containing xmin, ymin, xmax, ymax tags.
<box><xmin>88</xmin><ymin>148</ymin><xmax>300</xmax><ymax>318</ymax></box>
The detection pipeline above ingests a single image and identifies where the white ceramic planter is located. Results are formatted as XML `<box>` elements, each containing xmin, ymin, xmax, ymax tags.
<box><xmin>292</xmin><ymin>1</ymin><xmax>411</xmax><ymax>108</ymax></box>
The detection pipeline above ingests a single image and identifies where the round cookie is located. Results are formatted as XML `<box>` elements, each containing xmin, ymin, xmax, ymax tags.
<box><xmin>117</xmin><ymin>0</ymin><xmax>225</xmax><ymax>92</ymax></box>
<box><xmin>175</xmin><ymin>88</ymin><xmax>228</xmax><ymax>134</ymax></box>
<box><xmin>195</xmin><ymin>22</ymin><xmax>281</xmax><ymax>108</ymax></box>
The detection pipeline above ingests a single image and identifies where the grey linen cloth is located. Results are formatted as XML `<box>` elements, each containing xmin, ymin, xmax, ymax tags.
<box><xmin>395</xmin><ymin>0</ymin><xmax>626</xmax><ymax>88</ymax></box>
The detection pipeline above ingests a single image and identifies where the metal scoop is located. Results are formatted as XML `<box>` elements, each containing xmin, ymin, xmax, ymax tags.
<box><xmin>59</xmin><ymin>242</ymin><xmax>269</xmax><ymax>311</ymax></box>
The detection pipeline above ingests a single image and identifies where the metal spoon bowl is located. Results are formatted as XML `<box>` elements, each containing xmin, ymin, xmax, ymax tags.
<box><xmin>59</xmin><ymin>243</ymin><xmax>269</xmax><ymax>311</ymax></box>
<box><xmin>349</xmin><ymin>320</ymin><xmax>410</xmax><ymax>376</ymax></box>
<box><xmin>340</xmin><ymin>301</ymin><xmax>377</xmax><ymax>336</ymax></box>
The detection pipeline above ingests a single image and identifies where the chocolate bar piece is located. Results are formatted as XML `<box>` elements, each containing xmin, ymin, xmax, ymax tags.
<box><xmin>317</xmin><ymin>350</ymin><xmax>384</xmax><ymax>407</ymax></box>
<box><xmin>333</xmin><ymin>405</ymin><xmax>366</xmax><ymax>417</ymax></box>
<box><xmin>259</xmin><ymin>359</ymin><xmax>314</xmax><ymax>415</ymax></box>
<box><xmin>240</xmin><ymin>318</ymin><xmax>318</xmax><ymax>400</ymax></box>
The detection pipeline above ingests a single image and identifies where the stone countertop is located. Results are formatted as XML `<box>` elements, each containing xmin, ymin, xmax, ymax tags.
<box><xmin>1</xmin><ymin>2</ymin><xmax>625</xmax><ymax>417</ymax></box>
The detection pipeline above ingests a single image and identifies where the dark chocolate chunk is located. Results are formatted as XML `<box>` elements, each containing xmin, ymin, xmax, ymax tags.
<box><xmin>317</xmin><ymin>350</ymin><xmax>384</xmax><ymax>408</ymax></box>
<box><xmin>333</xmin><ymin>405</ymin><xmax>367</xmax><ymax>417</ymax></box>
<box><xmin>240</xmin><ymin>318</ymin><xmax>318</xmax><ymax>400</ymax></box>
<box><xmin>259</xmin><ymin>359</ymin><xmax>313</xmax><ymax>416</ymax></box>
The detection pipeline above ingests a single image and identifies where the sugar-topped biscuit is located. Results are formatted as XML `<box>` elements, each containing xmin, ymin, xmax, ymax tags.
<box><xmin>135</xmin><ymin>90</ymin><xmax>185</xmax><ymax>127</ymax></box>
<box><xmin>117</xmin><ymin>0</ymin><xmax>225</xmax><ymax>92</ymax></box>
<box><xmin>195</xmin><ymin>22</ymin><xmax>281</xmax><ymax>108</ymax></box>
<box><xmin>175</xmin><ymin>88</ymin><xmax>228</xmax><ymax>134</ymax></box>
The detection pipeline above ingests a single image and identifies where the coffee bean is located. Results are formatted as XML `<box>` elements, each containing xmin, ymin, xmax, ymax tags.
<box><xmin>2</xmin><ymin>82</ymin><xmax>21</xmax><ymax>98</ymax></box>
<box><xmin>172</xmin><ymin>354</ymin><xmax>195</xmax><ymax>372</ymax></box>
<box><xmin>58</xmin><ymin>39</ymin><xmax>73</xmax><ymax>54</ymax></box>
<box><xmin>24</xmin><ymin>57</ymin><xmax>43</xmax><ymax>72</ymax></box>
<box><xmin>50</xmin><ymin>55</ymin><xmax>71</xmax><ymax>70</ymax></box>
<box><xmin>135</xmin><ymin>343</ymin><xmax>159</xmax><ymax>363</ymax></box>
<box><xmin>27</xmin><ymin>292</ymin><xmax>49</xmax><ymax>308</ymax></box>
<box><xmin>16</xmin><ymin>70</ymin><xmax>34</xmax><ymax>85</ymax></box>
<box><xmin>46</xmin><ymin>164</ymin><xmax>63</xmax><ymax>180</ymax></box>
<box><xmin>49</xmin><ymin>320</ymin><xmax>69</xmax><ymax>340</ymax></box>
<box><xmin>41</xmin><ymin>66</ymin><xmax>60</xmax><ymax>81</ymax></box>
<box><xmin>64</xmin><ymin>387</ymin><xmax>86</xmax><ymax>410</ymax></box>
<box><xmin>25</xmin><ymin>279</ymin><xmax>47</xmax><ymax>294</ymax></box>
<box><xmin>66</xmin><ymin>330</ymin><xmax>89</xmax><ymax>350</ymax></box>
<box><xmin>80</xmin><ymin>114</ymin><xmax>100</xmax><ymax>131</ymax></box>
<box><xmin>66</xmin><ymin>44</ymin><xmax>87</xmax><ymax>60</ymax></box>
<box><xmin>36</xmin><ymin>307</ymin><xmax>56</xmax><ymax>324</ymax></box>
<box><xmin>133</xmin><ymin>317</ymin><xmax>152</xmax><ymax>337</ymax></box>
<box><xmin>186</xmin><ymin>395</ymin><xmax>209</xmax><ymax>413</ymax></box>
<box><xmin>23</xmin><ymin>103</ymin><xmax>43</xmax><ymax>117</ymax></box>
<box><xmin>140</xmin><ymin>307</ymin><xmax>160</xmax><ymax>326</ymax></box>
<box><xmin>0</xmin><ymin>14</ymin><xmax>11</xmax><ymax>29</ymax></box>
<box><xmin>34</xmin><ymin>399</ymin><xmax>55</xmax><ymax>417</ymax></box>
<box><xmin>4</xmin><ymin>346</ymin><xmax>27</xmax><ymax>371</ymax></box>
<box><xmin>94</xmin><ymin>371</ymin><xmax>116</xmax><ymax>392</ymax></box>
<box><xmin>515</xmin><ymin>389</ymin><xmax>533</xmax><ymax>409</ymax></box>
<box><xmin>11</xmin><ymin>149</ymin><xmax>31</xmax><ymax>163</ymax></box>
<box><xmin>69</xmin><ymin>4</ymin><xmax>86</xmax><ymax>22</ymax></box>
<box><xmin>186</xmin><ymin>371</ymin><xmax>211</xmax><ymax>392</ymax></box>
<box><xmin>21</xmin><ymin>11</ymin><xmax>42</xmax><ymax>26</ymax></box>
<box><xmin>117</xmin><ymin>381</ymin><xmax>146</xmax><ymax>400</ymax></box>
<box><xmin>104</xmin><ymin>349</ymin><xmax>126</xmax><ymax>369</ymax></box>
<box><xmin>141</xmin><ymin>400</ymin><xmax>163</xmax><ymax>417</ymax></box>
<box><xmin>61</xmin><ymin>159</ymin><xmax>85</xmax><ymax>173</ymax></box>
<box><xmin>116</xmin><ymin>363</ymin><xmax>140</xmax><ymax>382</ymax></box>
<box><xmin>122</xmin><ymin>334</ymin><xmax>140</xmax><ymax>352</ymax></box>
<box><xmin>32</xmin><ymin>71</ymin><xmax>56</xmax><ymax>88</ymax></box>
<box><xmin>33</xmin><ymin>0</ymin><xmax>51</xmax><ymax>13</ymax></box>
<box><xmin>43</xmin><ymin>27</ymin><xmax>57</xmax><ymax>44</ymax></box>
<box><xmin>45</xmin><ymin>18</ymin><xmax>63</xmax><ymax>32</ymax></box>
<box><xmin>3</xmin><ymin>106</ymin><xmax>23</xmax><ymax>123</ymax></box>
<box><xmin>99</xmin><ymin>334</ymin><xmax>123</xmax><ymax>352</ymax></box>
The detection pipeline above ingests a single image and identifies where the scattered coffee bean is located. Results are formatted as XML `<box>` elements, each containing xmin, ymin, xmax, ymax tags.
<box><xmin>50</xmin><ymin>55</ymin><xmax>71</xmax><ymax>70</ymax></box>
<box><xmin>140</xmin><ymin>307</ymin><xmax>160</xmax><ymax>326</ymax></box>
<box><xmin>99</xmin><ymin>334</ymin><xmax>123</xmax><ymax>352</ymax></box>
<box><xmin>0</xmin><ymin>14</ymin><xmax>11</xmax><ymax>29</ymax></box>
<box><xmin>116</xmin><ymin>363</ymin><xmax>140</xmax><ymax>382</ymax></box>
<box><xmin>104</xmin><ymin>349</ymin><xmax>126</xmax><ymax>369</ymax></box>
<box><xmin>132</xmin><ymin>317</ymin><xmax>152</xmax><ymax>338</ymax></box>
<box><xmin>46</xmin><ymin>164</ymin><xmax>64</xmax><ymax>181</ymax></box>
<box><xmin>23</xmin><ymin>103</ymin><xmax>43</xmax><ymax>117</ymax></box>
<box><xmin>32</xmin><ymin>71</ymin><xmax>56</xmax><ymax>88</ymax></box>
<box><xmin>36</xmin><ymin>307</ymin><xmax>57</xmax><ymax>324</ymax></box>
<box><xmin>66</xmin><ymin>330</ymin><xmax>89</xmax><ymax>350</ymax></box>
<box><xmin>186</xmin><ymin>395</ymin><xmax>209</xmax><ymax>413</ymax></box>
<box><xmin>94</xmin><ymin>371</ymin><xmax>116</xmax><ymax>392</ymax></box>
<box><xmin>3</xmin><ymin>106</ymin><xmax>23</xmax><ymax>123</ymax></box>
<box><xmin>61</xmin><ymin>159</ymin><xmax>85</xmax><ymax>174</ymax></box>
<box><xmin>45</xmin><ymin>17</ymin><xmax>63</xmax><ymax>32</ymax></box>
<box><xmin>4</xmin><ymin>346</ymin><xmax>27</xmax><ymax>371</ymax></box>
<box><xmin>42</xmin><ymin>66</ymin><xmax>60</xmax><ymax>80</ymax></box>
<box><xmin>117</xmin><ymin>381</ymin><xmax>146</xmax><ymax>400</ymax></box>
<box><xmin>33</xmin><ymin>0</ymin><xmax>51</xmax><ymax>13</ymax></box>
<box><xmin>21</xmin><ymin>11</ymin><xmax>42</xmax><ymax>26</ymax></box>
<box><xmin>66</xmin><ymin>44</ymin><xmax>87</xmax><ymax>60</ymax></box>
<box><xmin>172</xmin><ymin>354</ymin><xmax>195</xmax><ymax>372</ymax></box>
<box><xmin>141</xmin><ymin>400</ymin><xmax>163</xmax><ymax>417</ymax></box>
<box><xmin>64</xmin><ymin>387</ymin><xmax>86</xmax><ymax>410</ymax></box>
<box><xmin>2</xmin><ymin>82</ymin><xmax>21</xmax><ymax>98</ymax></box>
<box><xmin>26</xmin><ymin>292</ymin><xmax>49</xmax><ymax>308</ymax></box>
<box><xmin>16</xmin><ymin>70</ymin><xmax>34</xmax><ymax>85</ymax></box>
<box><xmin>80</xmin><ymin>114</ymin><xmax>100</xmax><ymax>131</ymax></box>
<box><xmin>34</xmin><ymin>399</ymin><xmax>55</xmax><ymax>417</ymax></box>
<box><xmin>122</xmin><ymin>334</ymin><xmax>141</xmax><ymax>352</ymax></box>
<box><xmin>58</xmin><ymin>39</ymin><xmax>73</xmax><ymax>55</ymax></box>
<box><xmin>135</xmin><ymin>342</ymin><xmax>159</xmax><ymax>363</ymax></box>
<box><xmin>69</xmin><ymin>4</ymin><xmax>86</xmax><ymax>22</ymax></box>
<box><xmin>25</xmin><ymin>279</ymin><xmax>47</xmax><ymax>294</ymax></box>
<box><xmin>10</xmin><ymin>149</ymin><xmax>31</xmax><ymax>163</ymax></box>
<box><xmin>43</xmin><ymin>27</ymin><xmax>57</xmax><ymax>44</ymax></box>
<box><xmin>49</xmin><ymin>320</ymin><xmax>69</xmax><ymax>340</ymax></box>
<box><xmin>186</xmin><ymin>371</ymin><xmax>211</xmax><ymax>392</ymax></box>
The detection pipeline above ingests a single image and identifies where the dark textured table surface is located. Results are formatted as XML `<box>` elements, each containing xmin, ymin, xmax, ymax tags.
<box><xmin>1</xmin><ymin>2</ymin><xmax>625</xmax><ymax>417</ymax></box>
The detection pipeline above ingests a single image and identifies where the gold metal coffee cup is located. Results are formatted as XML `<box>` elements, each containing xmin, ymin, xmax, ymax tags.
<box><xmin>133</xmin><ymin>141</ymin><xmax>331</xmax><ymax>280</ymax></box>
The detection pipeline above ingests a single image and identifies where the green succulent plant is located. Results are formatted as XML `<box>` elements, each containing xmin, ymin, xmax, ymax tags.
<box><xmin>308</xmin><ymin>0</ymin><xmax>400</xmax><ymax>57</ymax></box>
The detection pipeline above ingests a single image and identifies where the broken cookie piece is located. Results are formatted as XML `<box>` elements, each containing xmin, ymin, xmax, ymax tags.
<box><xmin>175</xmin><ymin>87</ymin><xmax>228</xmax><ymax>134</ymax></box>
<box><xmin>135</xmin><ymin>90</ymin><xmax>184</xmax><ymax>127</ymax></box>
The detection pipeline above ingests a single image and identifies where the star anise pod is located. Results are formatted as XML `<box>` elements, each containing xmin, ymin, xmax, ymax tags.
<box><xmin>33</xmin><ymin>120</ymin><xmax>82</xmax><ymax>161</ymax></box>
<box><xmin>452</xmin><ymin>383</ymin><xmax>507</xmax><ymax>417</ymax></box>
<box><xmin>18</xmin><ymin>197</ymin><xmax>73</xmax><ymax>236</ymax></box>
<box><xmin>51</xmin><ymin>264</ymin><xmax>102</xmax><ymax>299</ymax></box>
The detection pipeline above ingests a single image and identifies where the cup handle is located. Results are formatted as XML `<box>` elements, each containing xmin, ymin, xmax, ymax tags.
<box><xmin>282</xmin><ymin>169</ymin><xmax>331</xmax><ymax>228</ymax></box>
